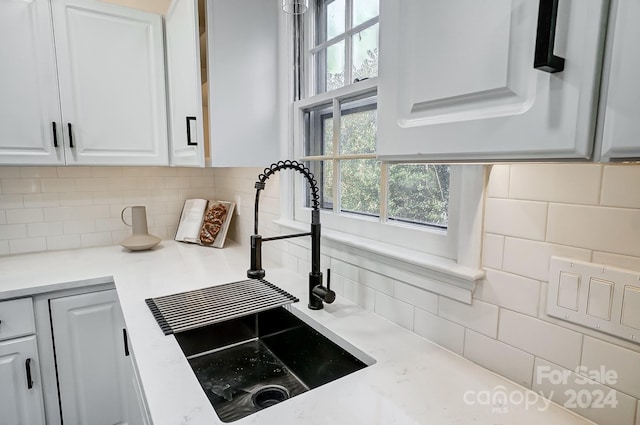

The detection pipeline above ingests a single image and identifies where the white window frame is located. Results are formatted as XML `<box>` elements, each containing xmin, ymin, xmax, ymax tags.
<box><xmin>278</xmin><ymin>1</ymin><xmax>486</xmax><ymax>302</ymax></box>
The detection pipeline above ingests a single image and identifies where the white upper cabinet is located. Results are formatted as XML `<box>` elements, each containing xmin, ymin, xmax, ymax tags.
<box><xmin>0</xmin><ymin>0</ymin><xmax>64</xmax><ymax>165</ymax></box>
<box><xmin>165</xmin><ymin>0</ymin><xmax>280</xmax><ymax>167</ymax></box>
<box><xmin>597</xmin><ymin>0</ymin><xmax>640</xmax><ymax>161</ymax></box>
<box><xmin>165</xmin><ymin>0</ymin><xmax>205</xmax><ymax>167</ymax></box>
<box><xmin>378</xmin><ymin>0</ymin><xmax>608</xmax><ymax>162</ymax></box>
<box><xmin>52</xmin><ymin>0</ymin><xmax>168</xmax><ymax>165</ymax></box>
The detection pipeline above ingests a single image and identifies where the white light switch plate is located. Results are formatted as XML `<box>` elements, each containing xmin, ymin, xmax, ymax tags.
<box><xmin>547</xmin><ymin>257</ymin><xmax>640</xmax><ymax>344</ymax></box>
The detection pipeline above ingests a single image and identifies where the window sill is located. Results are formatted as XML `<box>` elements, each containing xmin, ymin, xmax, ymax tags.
<box><xmin>274</xmin><ymin>218</ymin><xmax>484</xmax><ymax>304</ymax></box>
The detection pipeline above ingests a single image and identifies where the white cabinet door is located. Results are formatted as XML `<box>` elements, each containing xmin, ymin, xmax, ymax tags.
<box><xmin>166</xmin><ymin>0</ymin><xmax>205</xmax><ymax>167</ymax></box>
<box><xmin>0</xmin><ymin>336</ymin><xmax>46</xmax><ymax>425</ymax></box>
<box><xmin>51</xmin><ymin>0</ymin><xmax>168</xmax><ymax>166</ymax></box>
<box><xmin>0</xmin><ymin>0</ymin><xmax>64</xmax><ymax>165</ymax></box>
<box><xmin>378</xmin><ymin>0</ymin><xmax>607</xmax><ymax>162</ymax></box>
<box><xmin>50</xmin><ymin>289</ymin><xmax>141</xmax><ymax>425</ymax></box>
<box><xmin>598</xmin><ymin>0</ymin><xmax>640</xmax><ymax>161</ymax></box>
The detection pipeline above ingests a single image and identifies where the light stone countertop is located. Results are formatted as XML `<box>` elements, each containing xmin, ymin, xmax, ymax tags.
<box><xmin>0</xmin><ymin>241</ymin><xmax>595</xmax><ymax>425</ymax></box>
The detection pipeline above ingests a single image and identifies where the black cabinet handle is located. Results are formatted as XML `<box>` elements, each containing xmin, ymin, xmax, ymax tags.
<box><xmin>186</xmin><ymin>116</ymin><xmax>197</xmax><ymax>146</ymax></box>
<box><xmin>25</xmin><ymin>358</ymin><xmax>33</xmax><ymax>389</ymax></box>
<box><xmin>123</xmin><ymin>328</ymin><xmax>130</xmax><ymax>357</ymax></box>
<box><xmin>52</xmin><ymin>122</ymin><xmax>58</xmax><ymax>148</ymax></box>
<box><xmin>67</xmin><ymin>123</ymin><xmax>74</xmax><ymax>148</ymax></box>
<box><xmin>534</xmin><ymin>0</ymin><xmax>565</xmax><ymax>73</ymax></box>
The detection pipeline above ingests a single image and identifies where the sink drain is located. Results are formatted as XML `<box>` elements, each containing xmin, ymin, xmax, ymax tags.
<box><xmin>252</xmin><ymin>385</ymin><xmax>290</xmax><ymax>409</ymax></box>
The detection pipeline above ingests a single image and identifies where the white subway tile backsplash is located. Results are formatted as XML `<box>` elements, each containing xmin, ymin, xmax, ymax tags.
<box><xmin>6</xmin><ymin>208</ymin><xmax>43</xmax><ymax>224</ymax></box>
<box><xmin>342</xmin><ymin>277</ymin><xmax>375</xmax><ymax>311</ymax></box>
<box><xmin>44</xmin><ymin>207</ymin><xmax>79</xmax><ymax>222</ymax></box>
<box><xmin>464</xmin><ymin>329</ymin><xmax>535</xmax><ymax>388</ymax></box>
<box><xmin>63</xmin><ymin>219</ymin><xmax>96</xmax><ymax>235</ymax></box>
<box><xmin>475</xmin><ymin>269</ymin><xmax>540</xmax><ymax>317</ymax></box>
<box><xmin>56</xmin><ymin>167</ymin><xmax>91</xmax><ymax>178</ymax></box>
<box><xmin>91</xmin><ymin>167</ymin><xmax>123</xmax><ymax>177</ymax></box>
<box><xmin>532</xmin><ymin>357</ymin><xmax>637</xmax><ymax>425</ymax></box>
<box><xmin>0</xmin><ymin>210</ymin><xmax>5</xmax><ymax>225</ymax></box>
<box><xmin>592</xmin><ymin>252</ymin><xmax>640</xmax><ymax>273</ymax></box>
<box><xmin>0</xmin><ymin>194</ymin><xmax>24</xmax><ymax>209</ymax></box>
<box><xmin>0</xmin><ymin>241</ymin><xmax>8</xmax><ymax>255</ymax></box>
<box><xmin>581</xmin><ymin>337</ymin><xmax>640</xmax><ymax>399</ymax></box>
<box><xmin>486</xmin><ymin>164</ymin><xmax>510</xmax><ymax>198</ymax></box>
<box><xmin>0</xmin><ymin>224</ymin><xmax>27</xmax><ymax>240</ymax></box>
<box><xmin>76</xmin><ymin>178</ymin><xmax>109</xmax><ymax>192</ymax></box>
<box><xmin>394</xmin><ymin>282</ymin><xmax>438</xmax><ymax>314</ymax></box>
<box><xmin>502</xmin><ymin>237</ymin><xmax>591</xmax><ymax>282</ymax></box>
<box><xmin>413</xmin><ymin>308</ymin><xmax>464</xmax><ymax>355</ymax></box>
<box><xmin>374</xmin><ymin>292</ymin><xmax>414</xmax><ymax>330</ymax></box>
<box><xmin>9</xmin><ymin>237</ymin><xmax>46</xmax><ymax>254</ymax></box>
<box><xmin>27</xmin><ymin>222</ymin><xmax>63</xmax><ymax>237</ymax></box>
<box><xmin>81</xmin><ymin>232</ymin><xmax>113</xmax><ymax>248</ymax></box>
<box><xmin>509</xmin><ymin>164</ymin><xmax>602</xmax><ymax>205</ymax></box>
<box><xmin>40</xmin><ymin>178</ymin><xmax>76</xmax><ymax>193</ymax></box>
<box><xmin>92</xmin><ymin>191</ymin><xmax>124</xmax><ymax>205</ymax></box>
<box><xmin>0</xmin><ymin>168</ymin><xmax>20</xmax><ymax>178</ymax></box>
<box><xmin>47</xmin><ymin>234</ymin><xmax>81</xmax><ymax>250</ymax></box>
<box><xmin>439</xmin><ymin>297</ymin><xmax>499</xmax><ymax>338</ymax></box>
<box><xmin>547</xmin><ymin>204</ymin><xmax>640</xmax><ymax>257</ymax></box>
<box><xmin>2</xmin><ymin>179</ymin><xmax>40</xmax><ymax>194</ymax></box>
<box><xmin>481</xmin><ymin>233</ymin><xmax>504</xmax><ymax>270</ymax></box>
<box><xmin>484</xmin><ymin>198</ymin><xmax>548</xmax><ymax>241</ymax></box>
<box><xmin>499</xmin><ymin>309</ymin><xmax>582</xmax><ymax>370</ymax></box>
<box><xmin>19</xmin><ymin>167</ymin><xmax>58</xmax><ymax>179</ymax></box>
<box><xmin>601</xmin><ymin>165</ymin><xmax>640</xmax><ymax>209</ymax></box>
<box><xmin>23</xmin><ymin>193</ymin><xmax>60</xmax><ymax>208</ymax></box>
<box><xmin>59</xmin><ymin>192</ymin><xmax>94</xmax><ymax>206</ymax></box>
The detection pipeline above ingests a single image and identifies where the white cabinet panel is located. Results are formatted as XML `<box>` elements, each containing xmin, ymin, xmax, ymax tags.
<box><xmin>0</xmin><ymin>0</ymin><xmax>64</xmax><ymax>165</ymax></box>
<box><xmin>51</xmin><ymin>289</ymin><xmax>141</xmax><ymax>425</ymax></box>
<box><xmin>599</xmin><ymin>0</ymin><xmax>640</xmax><ymax>161</ymax></box>
<box><xmin>206</xmin><ymin>0</ymin><xmax>280</xmax><ymax>167</ymax></box>
<box><xmin>0</xmin><ymin>336</ymin><xmax>46</xmax><ymax>425</ymax></box>
<box><xmin>378</xmin><ymin>0</ymin><xmax>607</xmax><ymax>161</ymax></box>
<box><xmin>52</xmin><ymin>0</ymin><xmax>168</xmax><ymax>165</ymax></box>
<box><xmin>166</xmin><ymin>0</ymin><xmax>205</xmax><ymax>167</ymax></box>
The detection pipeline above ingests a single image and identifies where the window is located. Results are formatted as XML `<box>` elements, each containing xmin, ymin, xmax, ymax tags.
<box><xmin>312</xmin><ymin>0</ymin><xmax>379</xmax><ymax>93</ymax></box>
<box><xmin>290</xmin><ymin>0</ymin><xmax>479</xmax><ymax>264</ymax></box>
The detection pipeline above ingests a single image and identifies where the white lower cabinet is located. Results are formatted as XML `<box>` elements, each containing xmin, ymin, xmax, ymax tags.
<box><xmin>0</xmin><ymin>336</ymin><xmax>46</xmax><ymax>425</ymax></box>
<box><xmin>50</xmin><ymin>289</ymin><xmax>144</xmax><ymax>425</ymax></box>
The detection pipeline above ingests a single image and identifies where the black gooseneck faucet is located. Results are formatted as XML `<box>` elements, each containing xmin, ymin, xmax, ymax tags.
<box><xmin>247</xmin><ymin>160</ymin><xmax>335</xmax><ymax>310</ymax></box>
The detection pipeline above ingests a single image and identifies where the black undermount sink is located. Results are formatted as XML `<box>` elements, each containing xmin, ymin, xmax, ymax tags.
<box><xmin>175</xmin><ymin>306</ymin><xmax>374</xmax><ymax>422</ymax></box>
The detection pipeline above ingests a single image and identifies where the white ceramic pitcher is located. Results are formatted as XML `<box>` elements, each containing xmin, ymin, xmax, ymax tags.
<box><xmin>120</xmin><ymin>206</ymin><xmax>161</xmax><ymax>251</ymax></box>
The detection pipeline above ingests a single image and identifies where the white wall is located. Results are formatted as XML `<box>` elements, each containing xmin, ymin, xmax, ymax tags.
<box><xmin>0</xmin><ymin>166</ymin><xmax>215</xmax><ymax>254</ymax></box>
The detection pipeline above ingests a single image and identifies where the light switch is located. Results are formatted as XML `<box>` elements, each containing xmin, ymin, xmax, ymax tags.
<box><xmin>557</xmin><ymin>272</ymin><xmax>580</xmax><ymax>311</ymax></box>
<box><xmin>621</xmin><ymin>286</ymin><xmax>640</xmax><ymax>330</ymax></box>
<box><xmin>587</xmin><ymin>278</ymin><xmax>614</xmax><ymax>320</ymax></box>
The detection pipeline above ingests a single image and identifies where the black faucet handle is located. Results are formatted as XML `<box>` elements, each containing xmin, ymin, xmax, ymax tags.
<box><xmin>323</xmin><ymin>269</ymin><xmax>336</xmax><ymax>304</ymax></box>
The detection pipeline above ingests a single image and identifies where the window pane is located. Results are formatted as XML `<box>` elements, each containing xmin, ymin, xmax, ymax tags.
<box><xmin>305</xmin><ymin>160</ymin><xmax>333</xmax><ymax>210</ymax></box>
<box><xmin>325</xmin><ymin>41</ymin><xmax>345</xmax><ymax>91</ymax></box>
<box><xmin>340</xmin><ymin>159</ymin><xmax>380</xmax><ymax>216</ymax></box>
<box><xmin>340</xmin><ymin>99</ymin><xmax>376</xmax><ymax>155</ymax></box>
<box><xmin>388</xmin><ymin>164</ymin><xmax>450</xmax><ymax>228</ymax></box>
<box><xmin>353</xmin><ymin>0</ymin><xmax>379</xmax><ymax>27</ymax></box>
<box><xmin>352</xmin><ymin>23</ymin><xmax>378</xmax><ymax>82</ymax></box>
<box><xmin>325</xmin><ymin>0</ymin><xmax>345</xmax><ymax>41</ymax></box>
<box><xmin>304</xmin><ymin>104</ymin><xmax>332</xmax><ymax>156</ymax></box>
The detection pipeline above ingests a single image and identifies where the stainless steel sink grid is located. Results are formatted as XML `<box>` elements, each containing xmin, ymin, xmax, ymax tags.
<box><xmin>175</xmin><ymin>306</ymin><xmax>375</xmax><ymax>422</ymax></box>
<box><xmin>145</xmin><ymin>279</ymin><xmax>298</xmax><ymax>334</ymax></box>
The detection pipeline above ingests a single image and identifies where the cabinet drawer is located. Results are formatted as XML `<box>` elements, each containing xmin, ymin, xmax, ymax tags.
<box><xmin>0</xmin><ymin>298</ymin><xmax>35</xmax><ymax>341</ymax></box>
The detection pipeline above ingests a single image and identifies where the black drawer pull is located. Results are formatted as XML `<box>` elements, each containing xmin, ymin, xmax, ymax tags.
<box><xmin>123</xmin><ymin>328</ymin><xmax>130</xmax><ymax>356</ymax></box>
<box><xmin>52</xmin><ymin>122</ymin><xmax>58</xmax><ymax>148</ymax></box>
<box><xmin>534</xmin><ymin>0</ymin><xmax>565</xmax><ymax>73</ymax></box>
<box><xmin>25</xmin><ymin>358</ymin><xmax>33</xmax><ymax>389</ymax></box>
<box><xmin>186</xmin><ymin>116</ymin><xmax>197</xmax><ymax>146</ymax></box>
<box><xmin>68</xmin><ymin>123</ymin><xmax>74</xmax><ymax>148</ymax></box>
